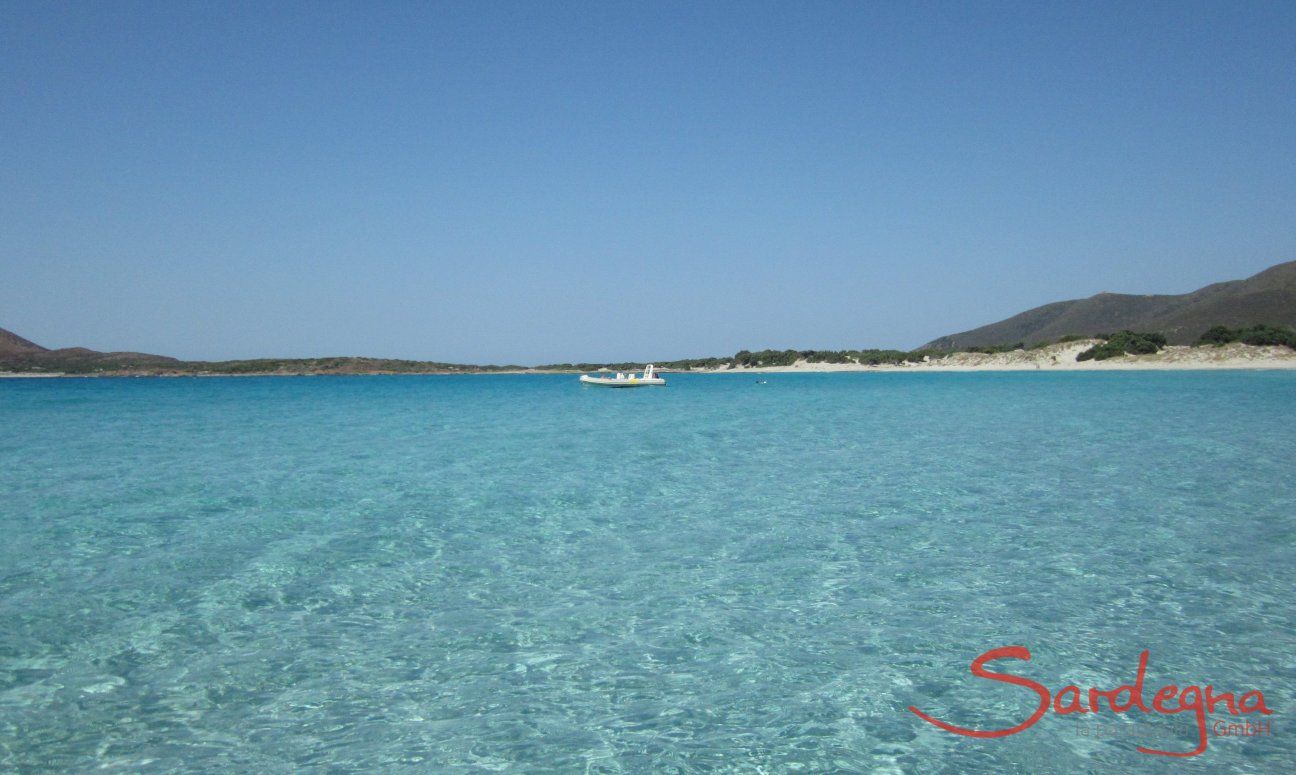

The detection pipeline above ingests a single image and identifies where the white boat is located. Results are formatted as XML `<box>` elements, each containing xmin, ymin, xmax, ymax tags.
<box><xmin>579</xmin><ymin>364</ymin><xmax>666</xmax><ymax>387</ymax></box>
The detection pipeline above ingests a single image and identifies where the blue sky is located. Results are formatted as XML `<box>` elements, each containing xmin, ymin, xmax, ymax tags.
<box><xmin>2</xmin><ymin>1</ymin><xmax>1293</xmax><ymax>363</ymax></box>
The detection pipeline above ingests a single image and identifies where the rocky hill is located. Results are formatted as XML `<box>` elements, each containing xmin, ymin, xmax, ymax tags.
<box><xmin>0</xmin><ymin>327</ymin><xmax>48</xmax><ymax>356</ymax></box>
<box><xmin>923</xmin><ymin>260</ymin><xmax>1296</xmax><ymax>349</ymax></box>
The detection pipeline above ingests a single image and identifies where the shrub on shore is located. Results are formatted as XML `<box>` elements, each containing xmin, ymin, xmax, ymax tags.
<box><xmin>850</xmin><ymin>349</ymin><xmax>918</xmax><ymax>365</ymax></box>
<box><xmin>733</xmin><ymin>349</ymin><xmax>801</xmax><ymax>367</ymax></box>
<box><xmin>962</xmin><ymin>342</ymin><xmax>1024</xmax><ymax>354</ymax></box>
<box><xmin>1197</xmin><ymin>324</ymin><xmax>1296</xmax><ymax>349</ymax></box>
<box><xmin>723</xmin><ymin>348</ymin><xmax>948</xmax><ymax>367</ymax></box>
<box><xmin>1076</xmin><ymin>331</ymin><xmax>1167</xmax><ymax>361</ymax></box>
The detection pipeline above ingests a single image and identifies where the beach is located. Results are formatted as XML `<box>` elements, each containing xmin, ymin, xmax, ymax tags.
<box><xmin>694</xmin><ymin>341</ymin><xmax>1296</xmax><ymax>373</ymax></box>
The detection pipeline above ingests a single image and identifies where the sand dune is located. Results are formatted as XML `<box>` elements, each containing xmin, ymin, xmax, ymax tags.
<box><xmin>696</xmin><ymin>341</ymin><xmax>1296</xmax><ymax>373</ymax></box>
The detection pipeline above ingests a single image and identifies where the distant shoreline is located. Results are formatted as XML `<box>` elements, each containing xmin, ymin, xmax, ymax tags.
<box><xmin>0</xmin><ymin>370</ymin><xmax>560</xmax><ymax>378</ymax></box>
<box><xmin>4</xmin><ymin>342</ymin><xmax>1296</xmax><ymax>377</ymax></box>
<box><xmin>689</xmin><ymin>341</ymin><xmax>1296</xmax><ymax>373</ymax></box>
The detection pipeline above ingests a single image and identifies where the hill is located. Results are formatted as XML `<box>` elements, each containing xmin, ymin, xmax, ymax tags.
<box><xmin>0</xmin><ymin>347</ymin><xmax>182</xmax><ymax>374</ymax></box>
<box><xmin>0</xmin><ymin>329</ymin><xmax>516</xmax><ymax>375</ymax></box>
<box><xmin>0</xmin><ymin>326</ymin><xmax>48</xmax><ymax>356</ymax></box>
<box><xmin>922</xmin><ymin>260</ymin><xmax>1296</xmax><ymax>350</ymax></box>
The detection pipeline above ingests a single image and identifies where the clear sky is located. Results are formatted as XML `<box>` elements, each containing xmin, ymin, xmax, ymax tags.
<box><xmin>2</xmin><ymin>1</ymin><xmax>1294</xmax><ymax>363</ymax></box>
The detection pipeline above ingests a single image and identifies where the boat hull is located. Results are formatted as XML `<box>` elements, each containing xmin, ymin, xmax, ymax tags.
<box><xmin>579</xmin><ymin>375</ymin><xmax>666</xmax><ymax>387</ymax></box>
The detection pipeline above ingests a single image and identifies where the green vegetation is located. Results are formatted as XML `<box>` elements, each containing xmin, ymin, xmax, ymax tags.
<box><xmin>856</xmin><ymin>349</ymin><xmax>940</xmax><ymax>365</ymax></box>
<box><xmin>733</xmin><ymin>349</ymin><xmax>800</xmax><ymax>367</ymax></box>
<box><xmin>962</xmin><ymin>342</ymin><xmax>1024</xmax><ymax>354</ymax></box>
<box><xmin>541</xmin><ymin>348</ymin><xmax>946</xmax><ymax>371</ymax></box>
<box><xmin>539</xmin><ymin>361</ymin><xmax>673</xmax><ymax>372</ymax></box>
<box><xmin>1076</xmin><ymin>330</ymin><xmax>1167</xmax><ymax>361</ymax></box>
<box><xmin>657</xmin><ymin>356</ymin><xmax>730</xmax><ymax>370</ymax></box>
<box><xmin>732</xmin><ymin>348</ymin><xmax>947</xmax><ymax>367</ymax></box>
<box><xmin>1021</xmin><ymin>334</ymin><xmax>1090</xmax><ymax>350</ymax></box>
<box><xmin>1197</xmin><ymin>324</ymin><xmax>1296</xmax><ymax>349</ymax></box>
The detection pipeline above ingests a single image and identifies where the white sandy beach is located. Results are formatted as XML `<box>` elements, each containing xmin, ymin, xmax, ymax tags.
<box><xmin>693</xmin><ymin>341</ymin><xmax>1296</xmax><ymax>373</ymax></box>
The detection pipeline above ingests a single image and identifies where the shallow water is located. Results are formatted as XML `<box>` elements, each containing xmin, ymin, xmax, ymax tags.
<box><xmin>1</xmin><ymin>372</ymin><xmax>1293</xmax><ymax>772</ymax></box>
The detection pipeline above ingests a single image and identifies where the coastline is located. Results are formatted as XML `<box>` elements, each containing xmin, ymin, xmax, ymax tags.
<box><xmin>689</xmin><ymin>341</ymin><xmax>1296</xmax><ymax>373</ymax></box>
<box><xmin>0</xmin><ymin>370</ymin><xmax>550</xmax><ymax>378</ymax></box>
<box><xmin>4</xmin><ymin>342</ymin><xmax>1296</xmax><ymax>378</ymax></box>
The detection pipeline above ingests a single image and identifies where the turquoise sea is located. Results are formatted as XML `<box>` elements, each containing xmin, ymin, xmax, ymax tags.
<box><xmin>1</xmin><ymin>372</ymin><xmax>1293</xmax><ymax>773</ymax></box>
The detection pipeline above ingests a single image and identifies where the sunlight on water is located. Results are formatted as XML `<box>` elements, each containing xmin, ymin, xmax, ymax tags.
<box><xmin>1</xmin><ymin>373</ymin><xmax>1293</xmax><ymax>772</ymax></box>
